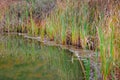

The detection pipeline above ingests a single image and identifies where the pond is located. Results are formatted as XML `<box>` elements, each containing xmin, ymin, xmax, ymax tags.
<box><xmin>0</xmin><ymin>34</ymin><xmax>84</xmax><ymax>80</ymax></box>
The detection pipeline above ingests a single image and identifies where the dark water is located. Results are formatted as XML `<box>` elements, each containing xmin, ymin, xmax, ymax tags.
<box><xmin>0</xmin><ymin>34</ymin><xmax>84</xmax><ymax>80</ymax></box>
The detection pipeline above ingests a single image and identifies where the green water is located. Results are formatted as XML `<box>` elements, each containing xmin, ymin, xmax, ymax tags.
<box><xmin>0</xmin><ymin>34</ymin><xmax>84</xmax><ymax>80</ymax></box>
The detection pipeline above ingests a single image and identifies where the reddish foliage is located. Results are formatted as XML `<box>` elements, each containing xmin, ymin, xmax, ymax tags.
<box><xmin>108</xmin><ymin>67</ymin><xmax>120</xmax><ymax>80</ymax></box>
<box><xmin>0</xmin><ymin>0</ymin><xmax>20</xmax><ymax>8</ymax></box>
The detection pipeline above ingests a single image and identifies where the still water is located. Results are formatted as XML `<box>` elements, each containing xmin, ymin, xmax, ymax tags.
<box><xmin>0</xmin><ymin>34</ymin><xmax>84</xmax><ymax>80</ymax></box>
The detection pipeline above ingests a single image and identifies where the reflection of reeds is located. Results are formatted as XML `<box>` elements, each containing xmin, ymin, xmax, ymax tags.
<box><xmin>0</xmin><ymin>35</ymin><xmax>83</xmax><ymax>80</ymax></box>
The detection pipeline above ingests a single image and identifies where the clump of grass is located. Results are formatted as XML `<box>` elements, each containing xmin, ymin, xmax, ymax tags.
<box><xmin>46</xmin><ymin>0</ymin><xmax>90</xmax><ymax>48</ymax></box>
<box><xmin>0</xmin><ymin>0</ymin><xmax>55</xmax><ymax>34</ymax></box>
<box><xmin>97</xmin><ymin>10</ymin><xmax>120</xmax><ymax>79</ymax></box>
<box><xmin>46</xmin><ymin>18</ymin><xmax>56</xmax><ymax>41</ymax></box>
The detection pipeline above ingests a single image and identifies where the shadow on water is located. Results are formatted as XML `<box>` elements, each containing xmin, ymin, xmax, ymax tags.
<box><xmin>0</xmin><ymin>34</ymin><xmax>84</xmax><ymax>80</ymax></box>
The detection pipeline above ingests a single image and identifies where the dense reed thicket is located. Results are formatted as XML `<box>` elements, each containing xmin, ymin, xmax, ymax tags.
<box><xmin>0</xmin><ymin>0</ymin><xmax>120</xmax><ymax>80</ymax></box>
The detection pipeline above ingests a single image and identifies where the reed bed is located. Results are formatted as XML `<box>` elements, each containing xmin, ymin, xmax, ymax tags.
<box><xmin>0</xmin><ymin>0</ymin><xmax>120</xmax><ymax>80</ymax></box>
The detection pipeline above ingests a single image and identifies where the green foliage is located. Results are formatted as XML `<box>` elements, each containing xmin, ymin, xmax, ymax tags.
<box><xmin>83</xmin><ymin>58</ymin><xmax>90</xmax><ymax>80</ymax></box>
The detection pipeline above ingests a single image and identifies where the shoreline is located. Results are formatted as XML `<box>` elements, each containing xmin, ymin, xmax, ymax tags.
<box><xmin>2</xmin><ymin>32</ymin><xmax>102</xmax><ymax>80</ymax></box>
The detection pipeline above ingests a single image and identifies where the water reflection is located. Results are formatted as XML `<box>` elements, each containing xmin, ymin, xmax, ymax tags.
<box><xmin>0</xmin><ymin>34</ymin><xmax>84</xmax><ymax>80</ymax></box>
